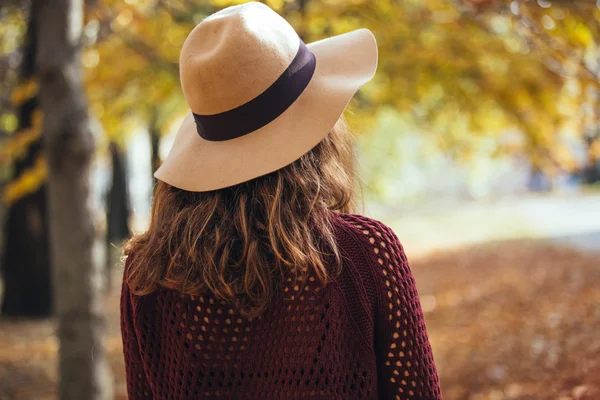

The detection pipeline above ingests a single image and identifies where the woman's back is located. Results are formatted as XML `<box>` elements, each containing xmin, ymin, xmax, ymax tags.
<box><xmin>121</xmin><ymin>213</ymin><xmax>441</xmax><ymax>399</ymax></box>
<box><xmin>121</xmin><ymin>4</ymin><xmax>441</xmax><ymax>398</ymax></box>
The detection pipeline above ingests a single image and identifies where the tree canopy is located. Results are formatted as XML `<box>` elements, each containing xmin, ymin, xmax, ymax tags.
<box><xmin>2</xmin><ymin>0</ymin><xmax>600</xmax><ymax>203</ymax></box>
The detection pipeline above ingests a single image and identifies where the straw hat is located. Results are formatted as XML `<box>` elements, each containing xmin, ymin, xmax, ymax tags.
<box><xmin>155</xmin><ymin>2</ymin><xmax>378</xmax><ymax>192</ymax></box>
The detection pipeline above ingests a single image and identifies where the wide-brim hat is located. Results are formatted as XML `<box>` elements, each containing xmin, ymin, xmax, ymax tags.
<box><xmin>155</xmin><ymin>2</ymin><xmax>378</xmax><ymax>192</ymax></box>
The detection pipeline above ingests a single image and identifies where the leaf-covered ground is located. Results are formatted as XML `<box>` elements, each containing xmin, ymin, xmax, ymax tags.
<box><xmin>0</xmin><ymin>241</ymin><xmax>598</xmax><ymax>400</ymax></box>
<box><xmin>414</xmin><ymin>242</ymin><xmax>600</xmax><ymax>400</ymax></box>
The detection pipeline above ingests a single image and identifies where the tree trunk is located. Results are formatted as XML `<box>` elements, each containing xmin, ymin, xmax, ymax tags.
<box><xmin>2</xmin><ymin>187</ymin><xmax>52</xmax><ymax>317</ymax></box>
<box><xmin>582</xmin><ymin>82</ymin><xmax>599</xmax><ymax>184</ymax></box>
<box><xmin>1</xmin><ymin>109</ymin><xmax>51</xmax><ymax>317</ymax></box>
<box><xmin>1</xmin><ymin>8</ymin><xmax>52</xmax><ymax>318</ymax></box>
<box><xmin>583</xmin><ymin>134</ymin><xmax>600</xmax><ymax>184</ymax></box>
<box><xmin>36</xmin><ymin>0</ymin><xmax>112</xmax><ymax>398</ymax></box>
<box><xmin>150</xmin><ymin>128</ymin><xmax>161</xmax><ymax>180</ymax></box>
<box><xmin>149</xmin><ymin>107</ymin><xmax>162</xmax><ymax>184</ymax></box>
<box><xmin>105</xmin><ymin>141</ymin><xmax>131</xmax><ymax>290</ymax></box>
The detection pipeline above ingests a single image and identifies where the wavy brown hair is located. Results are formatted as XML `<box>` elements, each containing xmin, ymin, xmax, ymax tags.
<box><xmin>124</xmin><ymin>117</ymin><xmax>358</xmax><ymax>317</ymax></box>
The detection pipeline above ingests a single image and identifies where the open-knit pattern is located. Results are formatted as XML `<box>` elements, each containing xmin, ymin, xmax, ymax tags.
<box><xmin>121</xmin><ymin>213</ymin><xmax>441</xmax><ymax>399</ymax></box>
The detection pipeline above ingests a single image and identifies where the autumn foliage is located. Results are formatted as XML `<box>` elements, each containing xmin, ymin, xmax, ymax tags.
<box><xmin>3</xmin><ymin>0</ymin><xmax>600</xmax><ymax>203</ymax></box>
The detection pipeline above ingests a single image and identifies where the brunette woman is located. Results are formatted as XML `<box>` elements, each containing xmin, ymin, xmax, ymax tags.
<box><xmin>121</xmin><ymin>2</ymin><xmax>441</xmax><ymax>399</ymax></box>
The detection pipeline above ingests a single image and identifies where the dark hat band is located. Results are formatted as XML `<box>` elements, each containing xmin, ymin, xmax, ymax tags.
<box><xmin>192</xmin><ymin>38</ymin><xmax>316</xmax><ymax>141</ymax></box>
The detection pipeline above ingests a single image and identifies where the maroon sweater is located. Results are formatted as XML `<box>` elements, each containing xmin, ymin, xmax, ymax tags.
<box><xmin>121</xmin><ymin>213</ymin><xmax>442</xmax><ymax>399</ymax></box>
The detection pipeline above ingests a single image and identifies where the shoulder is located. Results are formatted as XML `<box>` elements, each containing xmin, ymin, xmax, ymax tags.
<box><xmin>332</xmin><ymin>213</ymin><xmax>405</xmax><ymax>253</ymax></box>
<box><xmin>331</xmin><ymin>212</ymin><xmax>409</xmax><ymax>272</ymax></box>
<box><xmin>329</xmin><ymin>213</ymin><xmax>412</xmax><ymax>323</ymax></box>
<box><xmin>334</xmin><ymin>213</ymin><xmax>396</xmax><ymax>233</ymax></box>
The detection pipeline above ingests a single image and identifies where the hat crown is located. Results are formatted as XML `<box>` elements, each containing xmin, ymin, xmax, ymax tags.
<box><xmin>180</xmin><ymin>2</ymin><xmax>300</xmax><ymax>115</ymax></box>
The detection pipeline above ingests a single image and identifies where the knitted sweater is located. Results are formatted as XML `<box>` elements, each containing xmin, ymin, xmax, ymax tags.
<box><xmin>121</xmin><ymin>213</ymin><xmax>442</xmax><ymax>399</ymax></box>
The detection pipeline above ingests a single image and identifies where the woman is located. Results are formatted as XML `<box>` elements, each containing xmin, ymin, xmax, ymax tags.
<box><xmin>121</xmin><ymin>2</ymin><xmax>441</xmax><ymax>399</ymax></box>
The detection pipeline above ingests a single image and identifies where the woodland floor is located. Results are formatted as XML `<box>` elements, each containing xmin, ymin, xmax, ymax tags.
<box><xmin>0</xmin><ymin>241</ymin><xmax>599</xmax><ymax>400</ymax></box>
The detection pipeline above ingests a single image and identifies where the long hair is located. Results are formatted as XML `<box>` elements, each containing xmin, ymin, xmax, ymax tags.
<box><xmin>124</xmin><ymin>117</ymin><xmax>357</xmax><ymax>317</ymax></box>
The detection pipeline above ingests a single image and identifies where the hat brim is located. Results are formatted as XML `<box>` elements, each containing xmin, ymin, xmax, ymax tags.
<box><xmin>154</xmin><ymin>28</ymin><xmax>378</xmax><ymax>192</ymax></box>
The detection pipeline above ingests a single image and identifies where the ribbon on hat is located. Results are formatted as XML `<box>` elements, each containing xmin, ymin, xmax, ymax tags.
<box><xmin>192</xmin><ymin>38</ymin><xmax>316</xmax><ymax>141</ymax></box>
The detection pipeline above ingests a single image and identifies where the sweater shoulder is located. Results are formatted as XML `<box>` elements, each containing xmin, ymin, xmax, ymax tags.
<box><xmin>332</xmin><ymin>212</ymin><xmax>409</xmax><ymax>280</ymax></box>
<box><xmin>332</xmin><ymin>212</ymin><xmax>407</xmax><ymax>273</ymax></box>
<box><xmin>333</xmin><ymin>213</ymin><xmax>403</xmax><ymax>250</ymax></box>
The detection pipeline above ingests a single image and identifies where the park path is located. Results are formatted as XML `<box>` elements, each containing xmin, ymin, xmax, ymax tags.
<box><xmin>371</xmin><ymin>192</ymin><xmax>600</xmax><ymax>256</ymax></box>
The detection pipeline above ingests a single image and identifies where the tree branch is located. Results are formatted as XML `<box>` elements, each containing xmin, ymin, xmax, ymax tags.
<box><xmin>119</xmin><ymin>32</ymin><xmax>178</xmax><ymax>75</ymax></box>
<box><xmin>513</xmin><ymin>1</ymin><xmax>599</xmax><ymax>81</ymax></box>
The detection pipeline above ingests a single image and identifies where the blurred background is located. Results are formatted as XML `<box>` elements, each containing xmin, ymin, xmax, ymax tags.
<box><xmin>1</xmin><ymin>0</ymin><xmax>599</xmax><ymax>399</ymax></box>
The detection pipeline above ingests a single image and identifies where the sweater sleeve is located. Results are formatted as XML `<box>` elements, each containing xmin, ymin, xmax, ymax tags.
<box><xmin>120</xmin><ymin>260</ymin><xmax>153</xmax><ymax>399</ymax></box>
<box><xmin>357</xmin><ymin>219</ymin><xmax>442</xmax><ymax>399</ymax></box>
